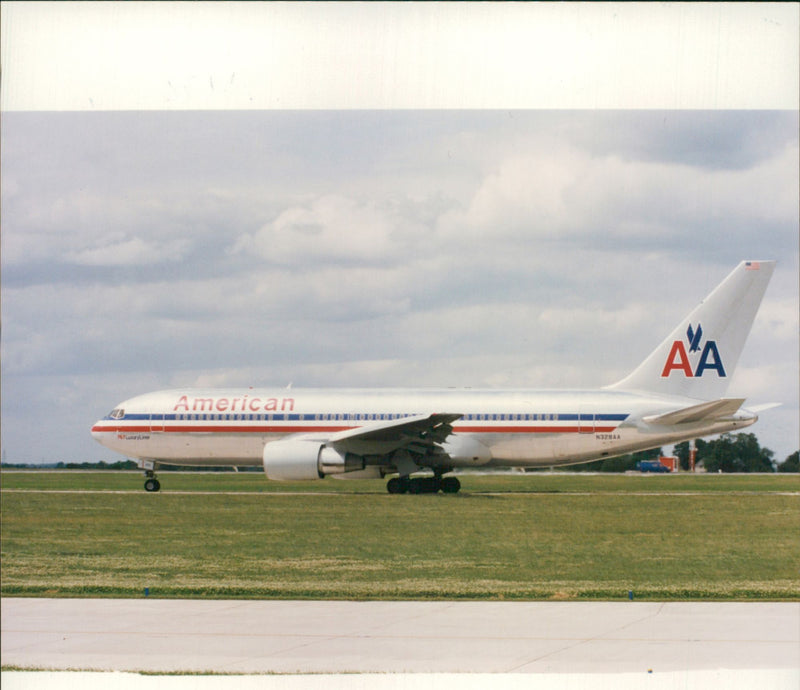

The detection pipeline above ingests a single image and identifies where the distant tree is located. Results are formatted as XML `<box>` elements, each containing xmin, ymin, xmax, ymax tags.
<box><xmin>777</xmin><ymin>450</ymin><xmax>799</xmax><ymax>473</ymax></box>
<box><xmin>53</xmin><ymin>460</ymin><xmax>138</xmax><ymax>470</ymax></box>
<box><xmin>598</xmin><ymin>454</ymin><xmax>639</xmax><ymax>472</ymax></box>
<box><xmin>674</xmin><ymin>439</ymin><xmax>712</xmax><ymax>471</ymax></box>
<box><xmin>735</xmin><ymin>433</ymin><xmax>775</xmax><ymax>472</ymax></box>
<box><xmin>701</xmin><ymin>433</ymin><xmax>775</xmax><ymax>473</ymax></box>
<box><xmin>571</xmin><ymin>458</ymin><xmax>605</xmax><ymax>472</ymax></box>
<box><xmin>674</xmin><ymin>441</ymin><xmax>690</xmax><ymax>471</ymax></box>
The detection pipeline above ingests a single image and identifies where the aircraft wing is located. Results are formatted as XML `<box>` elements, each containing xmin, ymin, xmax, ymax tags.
<box><xmin>327</xmin><ymin>413</ymin><xmax>462</xmax><ymax>456</ymax></box>
<box><xmin>643</xmin><ymin>398</ymin><xmax>746</xmax><ymax>426</ymax></box>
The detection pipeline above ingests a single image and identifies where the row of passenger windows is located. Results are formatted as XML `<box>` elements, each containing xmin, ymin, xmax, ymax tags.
<box><xmin>170</xmin><ymin>412</ymin><xmax>562</xmax><ymax>422</ymax></box>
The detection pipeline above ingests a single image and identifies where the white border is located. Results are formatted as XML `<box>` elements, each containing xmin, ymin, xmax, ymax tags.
<box><xmin>1</xmin><ymin>2</ymin><xmax>798</xmax><ymax>111</ymax></box>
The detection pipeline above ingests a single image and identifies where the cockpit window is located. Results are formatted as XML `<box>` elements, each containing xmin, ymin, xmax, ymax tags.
<box><xmin>109</xmin><ymin>408</ymin><xmax>125</xmax><ymax>419</ymax></box>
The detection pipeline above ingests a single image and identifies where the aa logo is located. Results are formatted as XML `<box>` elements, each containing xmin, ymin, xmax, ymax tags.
<box><xmin>661</xmin><ymin>323</ymin><xmax>726</xmax><ymax>378</ymax></box>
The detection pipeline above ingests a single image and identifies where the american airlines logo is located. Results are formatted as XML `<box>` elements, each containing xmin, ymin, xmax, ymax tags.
<box><xmin>173</xmin><ymin>395</ymin><xmax>295</xmax><ymax>413</ymax></box>
<box><xmin>661</xmin><ymin>323</ymin><xmax>726</xmax><ymax>378</ymax></box>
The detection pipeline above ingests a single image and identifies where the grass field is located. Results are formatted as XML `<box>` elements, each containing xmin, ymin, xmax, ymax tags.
<box><xmin>1</xmin><ymin>471</ymin><xmax>798</xmax><ymax>601</ymax></box>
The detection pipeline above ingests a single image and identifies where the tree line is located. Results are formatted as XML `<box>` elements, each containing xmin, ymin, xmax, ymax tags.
<box><xmin>674</xmin><ymin>435</ymin><xmax>799</xmax><ymax>473</ymax></box>
<box><xmin>562</xmin><ymin>433</ymin><xmax>797</xmax><ymax>473</ymax></box>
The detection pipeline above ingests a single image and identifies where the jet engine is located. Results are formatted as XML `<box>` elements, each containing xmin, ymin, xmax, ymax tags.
<box><xmin>262</xmin><ymin>439</ymin><xmax>364</xmax><ymax>481</ymax></box>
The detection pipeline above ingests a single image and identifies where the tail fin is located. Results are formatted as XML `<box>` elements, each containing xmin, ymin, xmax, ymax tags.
<box><xmin>609</xmin><ymin>260</ymin><xmax>775</xmax><ymax>399</ymax></box>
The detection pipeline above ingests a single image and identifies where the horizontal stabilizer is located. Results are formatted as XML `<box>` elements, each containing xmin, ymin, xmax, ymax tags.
<box><xmin>643</xmin><ymin>398</ymin><xmax>746</xmax><ymax>426</ymax></box>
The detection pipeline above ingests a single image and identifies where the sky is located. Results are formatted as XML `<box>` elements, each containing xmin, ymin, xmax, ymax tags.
<box><xmin>1</xmin><ymin>3</ymin><xmax>798</xmax><ymax>464</ymax></box>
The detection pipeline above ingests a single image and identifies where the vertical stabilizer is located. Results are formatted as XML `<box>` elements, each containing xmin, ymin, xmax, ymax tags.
<box><xmin>608</xmin><ymin>261</ymin><xmax>775</xmax><ymax>400</ymax></box>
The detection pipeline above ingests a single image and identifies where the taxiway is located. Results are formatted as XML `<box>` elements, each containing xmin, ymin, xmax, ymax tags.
<box><xmin>2</xmin><ymin>598</ymin><xmax>798</xmax><ymax>674</ymax></box>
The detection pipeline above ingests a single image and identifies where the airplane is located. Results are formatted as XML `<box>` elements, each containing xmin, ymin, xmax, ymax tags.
<box><xmin>92</xmin><ymin>260</ymin><xmax>776</xmax><ymax>494</ymax></box>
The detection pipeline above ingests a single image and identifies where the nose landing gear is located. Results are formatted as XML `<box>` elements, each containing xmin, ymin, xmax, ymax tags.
<box><xmin>144</xmin><ymin>469</ymin><xmax>161</xmax><ymax>492</ymax></box>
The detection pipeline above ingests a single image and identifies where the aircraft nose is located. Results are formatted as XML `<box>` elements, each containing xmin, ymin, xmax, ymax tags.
<box><xmin>91</xmin><ymin>420</ymin><xmax>106</xmax><ymax>445</ymax></box>
<box><xmin>91</xmin><ymin>411</ymin><xmax>120</xmax><ymax>447</ymax></box>
<box><xmin>92</xmin><ymin>405</ymin><xmax>126</xmax><ymax>445</ymax></box>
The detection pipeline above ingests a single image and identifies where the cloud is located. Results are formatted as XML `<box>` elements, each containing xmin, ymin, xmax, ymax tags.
<box><xmin>232</xmin><ymin>194</ymin><xmax>429</xmax><ymax>268</ymax></box>
<box><xmin>435</xmin><ymin>135</ymin><xmax>799</xmax><ymax>260</ymax></box>
<box><xmin>1</xmin><ymin>110</ymin><xmax>797</xmax><ymax>464</ymax></box>
<box><xmin>565</xmin><ymin>111</ymin><xmax>798</xmax><ymax>170</ymax></box>
<box><xmin>754</xmin><ymin>296</ymin><xmax>800</xmax><ymax>343</ymax></box>
<box><xmin>67</xmin><ymin>237</ymin><xmax>191</xmax><ymax>266</ymax></box>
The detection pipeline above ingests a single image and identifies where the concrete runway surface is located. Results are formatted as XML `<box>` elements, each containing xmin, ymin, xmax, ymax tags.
<box><xmin>2</xmin><ymin>598</ymin><xmax>799</xmax><ymax>677</ymax></box>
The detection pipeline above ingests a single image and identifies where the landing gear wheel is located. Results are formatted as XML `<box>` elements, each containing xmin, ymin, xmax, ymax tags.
<box><xmin>387</xmin><ymin>475</ymin><xmax>459</xmax><ymax>494</ymax></box>
<box><xmin>417</xmin><ymin>476</ymin><xmax>441</xmax><ymax>493</ymax></box>
<box><xmin>144</xmin><ymin>478</ymin><xmax>161</xmax><ymax>492</ymax></box>
<box><xmin>387</xmin><ymin>476</ymin><xmax>413</xmax><ymax>494</ymax></box>
<box><xmin>387</xmin><ymin>477</ymin><xmax>404</xmax><ymax>494</ymax></box>
<box><xmin>440</xmin><ymin>476</ymin><xmax>461</xmax><ymax>494</ymax></box>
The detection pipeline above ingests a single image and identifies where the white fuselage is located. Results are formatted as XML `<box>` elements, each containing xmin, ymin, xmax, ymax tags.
<box><xmin>91</xmin><ymin>387</ymin><xmax>757</xmax><ymax>470</ymax></box>
<box><xmin>90</xmin><ymin>261</ymin><xmax>774</xmax><ymax>488</ymax></box>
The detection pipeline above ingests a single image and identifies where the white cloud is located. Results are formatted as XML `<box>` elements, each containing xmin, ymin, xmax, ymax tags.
<box><xmin>233</xmin><ymin>194</ymin><xmax>421</xmax><ymax>267</ymax></box>
<box><xmin>436</xmin><ymin>136</ymin><xmax>799</xmax><ymax>253</ymax></box>
<box><xmin>2</xmin><ymin>111</ymin><xmax>797</xmax><ymax>464</ymax></box>
<box><xmin>67</xmin><ymin>237</ymin><xmax>191</xmax><ymax>266</ymax></box>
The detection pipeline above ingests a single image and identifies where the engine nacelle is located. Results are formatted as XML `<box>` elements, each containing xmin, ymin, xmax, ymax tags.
<box><xmin>262</xmin><ymin>440</ymin><xmax>364</xmax><ymax>481</ymax></box>
<box><xmin>440</xmin><ymin>435</ymin><xmax>492</xmax><ymax>466</ymax></box>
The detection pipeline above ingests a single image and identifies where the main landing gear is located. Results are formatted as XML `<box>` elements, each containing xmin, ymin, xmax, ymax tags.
<box><xmin>386</xmin><ymin>474</ymin><xmax>461</xmax><ymax>494</ymax></box>
<box><xmin>144</xmin><ymin>469</ymin><xmax>161</xmax><ymax>492</ymax></box>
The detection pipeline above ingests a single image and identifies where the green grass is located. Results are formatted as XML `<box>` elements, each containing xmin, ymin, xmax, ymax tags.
<box><xmin>3</xmin><ymin>469</ymin><xmax>798</xmax><ymax>493</ymax></box>
<box><xmin>1</xmin><ymin>471</ymin><xmax>798</xmax><ymax>601</ymax></box>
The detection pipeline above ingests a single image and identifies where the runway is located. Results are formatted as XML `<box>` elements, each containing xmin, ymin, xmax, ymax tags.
<box><xmin>2</xmin><ymin>598</ymin><xmax>798</xmax><ymax>675</ymax></box>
